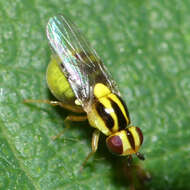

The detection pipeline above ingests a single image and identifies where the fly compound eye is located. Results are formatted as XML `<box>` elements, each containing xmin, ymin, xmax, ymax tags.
<box><xmin>106</xmin><ymin>135</ymin><xmax>123</xmax><ymax>155</ymax></box>
<box><xmin>135</xmin><ymin>127</ymin><xmax>144</xmax><ymax>146</ymax></box>
<box><xmin>106</xmin><ymin>127</ymin><xmax>144</xmax><ymax>157</ymax></box>
<box><xmin>123</xmin><ymin>126</ymin><xmax>144</xmax><ymax>155</ymax></box>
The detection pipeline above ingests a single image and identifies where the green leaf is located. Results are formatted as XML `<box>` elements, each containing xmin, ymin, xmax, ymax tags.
<box><xmin>0</xmin><ymin>0</ymin><xmax>189</xmax><ymax>190</ymax></box>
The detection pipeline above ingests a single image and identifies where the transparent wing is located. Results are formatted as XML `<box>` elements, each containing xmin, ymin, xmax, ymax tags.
<box><xmin>46</xmin><ymin>15</ymin><xmax>119</xmax><ymax>109</ymax></box>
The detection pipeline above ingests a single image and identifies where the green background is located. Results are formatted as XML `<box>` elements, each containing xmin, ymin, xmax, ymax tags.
<box><xmin>0</xmin><ymin>0</ymin><xmax>190</xmax><ymax>189</ymax></box>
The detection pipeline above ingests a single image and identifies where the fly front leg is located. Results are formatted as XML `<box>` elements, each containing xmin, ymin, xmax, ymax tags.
<box><xmin>24</xmin><ymin>99</ymin><xmax>84</xmax><ymax>113</ymax></box>
<box><xmin>81</xmin><ymin>129</ymin><xmax>100</xmax><ymax>169</ymax></box>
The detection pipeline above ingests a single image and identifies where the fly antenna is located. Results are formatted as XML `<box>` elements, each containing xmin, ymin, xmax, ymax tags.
<box><xmin>136</xmin><ymin>152</ymin><xmax>145</xmax><ymax>160</ymax></box>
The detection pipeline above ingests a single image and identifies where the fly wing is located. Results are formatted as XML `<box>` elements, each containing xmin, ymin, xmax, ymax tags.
<box><xmin>46</xmin><ymin>15</ymin><xmax>119</xmax><ymax>109</ymax></box>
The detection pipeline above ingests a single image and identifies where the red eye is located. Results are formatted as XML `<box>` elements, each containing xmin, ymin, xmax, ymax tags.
<box><xmin>135</xmin><ymin>127</ymin><xmax>143</xmax><ymax>145</ymax></box>
<box><xmin>106</xmin><ymin>135</ymin><xmax>123</xmax><ymax>155</ymax></box>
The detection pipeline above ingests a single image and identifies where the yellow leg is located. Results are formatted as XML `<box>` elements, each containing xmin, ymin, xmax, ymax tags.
<box><xmin>24</xmin><ymin>99</ymin><xmax>84</xmax><ymax>113</ymax></box>
<box><xmin>51</xmin><ymin>128</ymin><xmax>68</xmax><ymax>140</ymax></box>
<box><xmin>81</xmin><ymin>129</ymin><xmax>100</xmax><ymax>170</ymax></box>
<box><xmin>52</xmin><ymin>114</ymin><xmax>87</xmax><ymax>140</ymax></box>
<box><xmin>65</xmin><ymin>115</ymin><xmax>87</xmax><ymax>122</ymax></box>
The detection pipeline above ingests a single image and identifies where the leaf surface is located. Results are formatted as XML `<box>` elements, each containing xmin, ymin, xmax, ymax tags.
<box><xmin>0</xmin><ymin>0</ymin><xmax>189</xmax><ymax>189</ymax></box>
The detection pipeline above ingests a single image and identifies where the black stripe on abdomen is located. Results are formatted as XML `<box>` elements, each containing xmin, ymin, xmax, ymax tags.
<box><xmin>96</xmin><ymin>102</ymin><xmax>114</xmax><ymax>130</ymax></box>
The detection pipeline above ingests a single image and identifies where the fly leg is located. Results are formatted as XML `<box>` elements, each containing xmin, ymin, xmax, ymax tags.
<box><xmin>65</xmin><ymin>115</ymin><xmax>87</xmax><ymax>121</ymax></box>
<box><xmin>24</xmin><ymin>99</ymin><xmax>84</xmax><ymax>113</ymax></box>
<box><xmin>24</xmin><ymin>99</ymin><xmax>87</xmax><ymax>139</ymax></box>
<box><xmin>52</xmin><ymin>115</ymin><xmax>87</xmax><ymax>140</ymax></box>
<box><xmin>81</xmin><ymin>129</ymin><xmax>100</xmax><ymax>170</ymax></box>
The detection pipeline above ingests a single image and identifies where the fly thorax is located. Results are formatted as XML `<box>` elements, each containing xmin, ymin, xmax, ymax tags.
<box><xmin>87</xmin><ymin>83</ymin><xmax>131</xmax><ymax>136</ymax></box>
